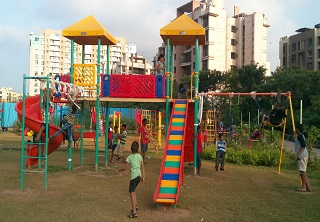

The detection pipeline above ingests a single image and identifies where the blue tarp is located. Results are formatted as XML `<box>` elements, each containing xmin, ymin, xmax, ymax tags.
<box><xmin>1</xmin><ymin>102</ymin><xmax>18</xmax><ymax>127</ymax></box>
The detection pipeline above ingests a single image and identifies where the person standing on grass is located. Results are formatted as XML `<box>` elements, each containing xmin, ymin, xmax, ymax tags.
<box><xmin>108</xmin><ymin>125</ymin><xmax>119</xmax><ymax>163</ymax></box>
<box><xmin>60</xmin><ymin>114</ymin><xmax>68</xmax><ymax>147</ymax></box>
<box><xmin>295</xmin><ymin>124</ymin><xmax>312</xmax><ymax>192</ymax></box>
<box><xmin>108</xmin><ymin>121</ymin><xmax>113</xmax><ymax>150</ymax></box>
<box><xmin>215</xmin><ymin>133</ymin><xmax>226</xmax><ymax>171</ymax></box>
<box><xmin>112</xmin><ymin>123</ymin><xmax>127</xmax><ymax>163</ymax></box>
<box><xmin>115</xmin><ymin>141</ymin><xmax>145</xmax><ymax>219</ymax></box>
<box><xmin>50</xmin><ymin>104</ymin><xmax>77</xmax><ymax>149</ymax></box>
<box><xmin>140</xmin><ymin>118</ymin><xmax>149</xmax><ymax>164</ymax></box>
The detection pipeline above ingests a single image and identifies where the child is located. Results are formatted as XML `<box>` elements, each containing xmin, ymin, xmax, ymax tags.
<box><xmin>108</xmin><ymin>121</ymin><xmax>113</xmax><ymax>150</ymax></box>
<box><xmin>60</xmin><ymin>114</ymin><xmax>68</xmax><ymax>146</ymax></box>
<box><xmin>50</xmin><ymin>103</ymin><xmax>77</xmax><ymax>149</ymax></box>
<box><xmin>108</xmin><ymin>125</ymin><xmax>119</xmax><ymax>163</ymax></box>
<box><xmin>140</xmin><ymin>118</ymin><xmax>149</xmax><ymax>163</ymax></box>
<box><xmin>178</xmin><ymin>83</ymin><xmax>189</xmax><ymax>99</ymax></box>
<box><xmin>295</xmin><ymin>124</ymin><xmax>311</xmax><ymax>192</ymax></box>
<box><xmin>247</xmin><ymin>127</ymin><xmax>261</xmax><ymax>148</ymax></box>
<box><xmin>261</xmin><ymin>92</ymin><xmax>288</xmax><ymax>127</ymax></box>
<box><xmin>215</xmin><ymin>133</ymin><xmax>226</xmax><ymax>171</ymax></box>
<box><xmin>155</xmin><ymin>54</ymin><xmax>166</xmax><ymax>75</ymax></box>
<box><xmin>112</xmin><ymin>123</ymin><xmax>127</xmax><ymax>163</ymax></box>
<box><xmin>34</xmin><ymin>88</ymin><xmax>52</xmax><ymax>143</ymax></box>
<box><xmin>195</xmin><ymin>125</ymin><xmax>203</xmax><ymax>176</ymax></box>
<box><xmin>115</xmin><ymin>141</ymin><xmax>145</xmax><ymax>218</ymax></box>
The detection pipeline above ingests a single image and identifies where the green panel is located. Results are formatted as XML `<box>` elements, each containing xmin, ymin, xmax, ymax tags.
<box><xmin>159</xmin><ymin>187</ymin><xmax>177</xmax><ymax>194</ymax></box>
<box><xmin>169</xmin><ymin>140</ymin><xmax>182</xmax><ymax>145</ymax></box>
<box><xmin>172</xmin><ymin>122</ymin><xmax>184</xmax><ymax>126</ymax></box>
<box><xmin>164</xmin><ymin>161</ymin><xmax>180</xmax><ymax>168</ymax></box>
<box><xmin>174</xmin><ymin>108</ymin><xmax>186</xmax><ymax>111</ymax></box>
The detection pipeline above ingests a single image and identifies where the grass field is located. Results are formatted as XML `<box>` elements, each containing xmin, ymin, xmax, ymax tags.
<box><xmin>0</xmin><ymin>131</ymin><xmax>319</xmax><ymax>222</ymax></box>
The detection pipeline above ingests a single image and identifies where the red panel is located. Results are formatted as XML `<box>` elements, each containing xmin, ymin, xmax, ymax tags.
<box><xmin>132</xmin><ymin>75</ymin><xmax>156</xmax><ymax>98</ymax></box>
<box><xmin>109</xmin><ymin>74</ymin><xmax>157</xmax><ymax>98</ymax></box>
<box><xmin>110</xmin><ymin>75</ymin><xmax>133</xmax><ymax>97</ymax></box>
<box><xmin>184</xmin><ymin>103</ymin><xmax>195</xmax><ymax>162</ymax></box>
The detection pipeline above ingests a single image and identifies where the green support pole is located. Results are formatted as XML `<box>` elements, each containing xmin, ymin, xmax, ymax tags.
<box><xmin>82</xmin><ymin>45</ymin><xmax>85</xmax><ymax>64</ymax></box>
<box><xmin>80</xmin><ymin>101</ymin><xmax>84</xmax><ymax>166</ymax></box>
<box><xmin>170</xmin><ymin>46</ymin><xmax>174</xmax><ymax>99</ymax></box>
<box><xmin>106</xmin><ymin>45</ymin><xmax>110</xmax><ymax>74</ymax></box>
<box><xmin>38</xmin><ymin>89</ymin><xmax>44</xmax><ymax>169</ymax></box>
<box><xmin>44</xmin><ymin>76</ymin><xmax>50</xmax><ymax>190</ymax></box>
<box><xmin>105</xmin><ymin>102</ymin><xmax>109</xmax><ymax>166</ymax></box>
<box><xmin>71</xmin><ymin>38</ymin><xmax>75</xmax><ymax>84</ymax></box>
<box><xmin>95</xmin><ymin>38</ymin><xmax>101</xmax><ymax>171</ymax></box>
<box><xmin>193</xmin><ymin>38</ymin><xmax>200</xmax><ymax>175</ymax></box>
<box><xmin>168</xmin><ymin>45</ymin><xmax>172</xmax><ymax>99</ymax></box>
<box><xmin>20</xmin><ymin>75</ymin><xmax>27</xmax><ymax>190</ymax></box>
<box><xmin>165</xmin><ymin>38</ymin><xmax>171</xmax><ymax>137</ymax></box>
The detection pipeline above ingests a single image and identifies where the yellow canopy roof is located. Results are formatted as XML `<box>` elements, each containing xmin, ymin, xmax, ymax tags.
<box><xmin>160</xmin><ymin>14</ymin><xmax>205</xmax><ymax>46</ymax></box>
<box><xmin>62</xmin><ymin>15</ymin><xmax>117</xmax><ymax>45</ymax></box>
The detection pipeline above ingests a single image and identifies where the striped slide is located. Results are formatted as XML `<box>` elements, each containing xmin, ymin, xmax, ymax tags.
<box><xmin>153</xmin><ymin>100</ymin><xmax>189</xmax><ymax>207</ymax></box>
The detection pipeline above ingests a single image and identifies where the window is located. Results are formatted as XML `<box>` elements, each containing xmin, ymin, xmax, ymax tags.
<box><xmin>231</xmin><ymin>26</ymin><xmax>237</xmax><ymax>33</ymax></box>
<box><xmin>318</xmin><ymin>49</ymin><xmax>320</xmax><ymax>59</ymax></box>
<box><xmin>202</xmin><ymin>60</ymin><xmax>208</xmax><ymax>70</ymax></box>
<box><xmin>291</xmin><ymin>54</ymin><xmax>296</xmax><ymax>63</ymax></box>
<box><xmin>35</xmin><ymin>37</ymin><xmax>39</xmax><ymax>41</ymax></box>
<box><xmin>307</xmin><ymin>50</ymin><xmax>312</xmax><ymax>58</ymax></box>
<box><xmin>283</xmin><ymin>45</ymin><xmax>287</xmax><ymax>54</ymax></box>
<box><xmin>231</xmin><ymin>65</ymin><xmax>237</xmax><ymax>71</ymax></box>
<box><xmin>231</xmin><ymin>39</ymin><xmax>237</xmax><ymax>46</ymax></box>
<box><xmin>231</xmin><ymin>52</ymin><xmax>237</xmax><ymax>59</ymax></box>
<box><xmin>318</xmin><ymin>36</ymin><xmax>320</xmax><ymax>45</ymax></box>
<box><xmin>35</xmin><ymin>54</ymin><xmax>39</xmax><ymax>59</ymax></box>
<box><xmin>307</xmin><ymin>63</ymin><xmax>312</xmax><ymax>70</ymax></box>
<box><xmin>291</xmin><ymin>43</ymin><xmax>296</xmax><ymax>52</ymax></box>
<box><xmin>283</xmin><ymin>57</ymin><xmax>286</xmax><ymax>66</ymax></box>
<box><xmin>205</xmin><ymin>29</ymin><xmax>209</xmax><ymax>42</ymax></box>
<box><xmin>203</xmin><ymin>45</ymin><xmax>208</xmax><ymax>57</ymax></box>
<box><xmin>307</xmin><ymin>38</ymin><xmax>313</xmax><ymax>47</ymax></box>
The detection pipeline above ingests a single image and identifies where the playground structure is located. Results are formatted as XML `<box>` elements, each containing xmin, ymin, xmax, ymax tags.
<box><xmin>15</xmin><ymin>15</ymin><xmax>204</xmax><ymax>202</ymax></box>
<box><xmin>15</xmin><ymin>14</ymin><xmax>295</xmax><ymax>208</ymax></box>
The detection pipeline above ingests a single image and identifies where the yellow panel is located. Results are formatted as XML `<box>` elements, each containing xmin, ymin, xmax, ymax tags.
<box><xmin>169</xmin><ymin>135</ymin><xmax>183</xmax><ymax>140</ymax></box>
<box><xmin>160</xmin><ymin>14</ymin><xmax>205</xmax><ymax>46</ymax></box>
<box><xmin>175</xmin><ymin>104</ymin><xmax>186</xmax><ymax>108</ymax></box>
<box><xmin>160</xmin><ymin>180</ymin><xmax>178</xmax><ymax>187</ymax></box>
<box><xmin>165</xmin><ymin>156</ymin><xmax>181</xmax><ymax>161</ymax></box>
<box><xmin>155</xmin><ymin>198</ymin><xmax>175</xmax><ymax>204</ymax></box>
<box><xmin>62</xmin><ymin>15</ymin><xmax>117</xmax><ymax>45</ymax></box>
<box><xmin>73</xmin><ymin>64</ymin><xmax>96</xmax><ymax>87</ymax></box>
<box><xmin>172</xmin><ymin>118</ymin><xmax>185</xmax><ymax>123</ymax></box>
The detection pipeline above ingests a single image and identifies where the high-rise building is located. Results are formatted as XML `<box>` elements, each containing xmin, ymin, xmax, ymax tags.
<box><xmin>279</xmin><ymin>24</ymin><xmax>320</xmax><ymax>71</ymax></box>
<box><xmin>158</xmin><ymin>0</ymin><xmax>270</xmax><ymax>81</ymax></box>
<box><xmin>29</xmin><ymin>30</ymin><xmax>152</xmax><ymax>96</ymax></box>
<box><xmin>0</xmin><ymin>87</ymin><xmax>22</xmax><ymax>102</ymax></box>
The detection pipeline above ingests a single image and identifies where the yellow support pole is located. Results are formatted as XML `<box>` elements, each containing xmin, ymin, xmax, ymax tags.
<box><xmin>278</xmin><ymin>109</ymin><xmax>287</xmax><ymax>174</ymax></box>
<box><xmin>118</xmin><ymin>112</ymin><xmax>121</xmax><ymax>133</ymax></box>
<box><xmin>157</xmin><ymin>111</ymin><xmax>162</xmax><ymax>154</ymax></box>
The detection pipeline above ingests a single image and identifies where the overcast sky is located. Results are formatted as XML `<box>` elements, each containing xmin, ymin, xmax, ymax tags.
<box><xmin>1</xmin><ymin>0</ymin><xmax>319</xmax><ymax>93</ymax></box>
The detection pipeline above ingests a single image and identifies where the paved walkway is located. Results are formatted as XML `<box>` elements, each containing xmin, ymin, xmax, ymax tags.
<box><xmin>284</xmin><ymin>140</ymin><xmax>320</xmax><ymax>157</ymax></box>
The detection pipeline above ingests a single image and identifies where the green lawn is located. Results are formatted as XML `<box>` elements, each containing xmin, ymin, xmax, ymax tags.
<box><xmin>0</xmin><ymin>132</ymin><xmax>319</xmax><ymax>222</ymax></box>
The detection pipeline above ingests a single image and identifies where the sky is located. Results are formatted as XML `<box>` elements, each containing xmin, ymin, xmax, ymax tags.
<box><xmin>1</xmin><ymin>0</ymin><xmax>319</xmax><ymax>93</ymax></box>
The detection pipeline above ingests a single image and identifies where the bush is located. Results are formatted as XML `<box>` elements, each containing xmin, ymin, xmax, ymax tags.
<box><xmin>202</xmin><ymin>145</ymin><xmax>293</xmax><ymax>167</ymax></box>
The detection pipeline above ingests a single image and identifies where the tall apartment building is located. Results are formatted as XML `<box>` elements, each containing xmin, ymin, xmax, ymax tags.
<box><xmin>29</xmin><ymin>30</ymin><xmax>152</xmax><ymax>96</ymax></box>
<box><xmin>0</xmin><ymin>87</ymin><xmax>22</xmax><ymax>102</ymax></box>
<box><xmin>160</xmin><ymin>0</ymin><xmax>270</xmax><ymax>81</ymax></box>
<box><xmin>279</xmin><ymin>24</ymin><xmax>320</xmax><ymax>70</ymax></box>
